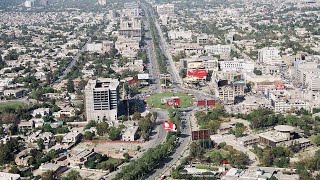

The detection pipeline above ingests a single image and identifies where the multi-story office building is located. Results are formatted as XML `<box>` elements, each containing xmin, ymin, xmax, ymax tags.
<box><xmin>265</xmin><ymin>89</ymin><xmax>308</xmax><ymax>113</ymax></box>
<box><xmin>219</xmin><ymin>58</ymin><xmax>255</xmax><ymax>72</ymax></box>
<box><xmin>258</xmin><ymin>47</ymin><xmax>282</xmax><ymax>65</ymax></box>
<box><xmin>85</xmin><ymin>78</ymin><xmax>119</xmax><ymax>122</ymax></box>
<box><xmin>204</xmin><ymin>44</ymin><xmax>231</xmax><ymax>56</ymax></box>
<box><xmin>180</xmin><ymin>56</ymin><xmax>218</xmax><ymax>71</ymax></box>
<box><xmin>119</xmin><ymin>18</ymin><xmax>142</xmax><ymax>38</ymax></box>
<box><xmin>122</xmin><ymin>2</ymin><xmax>140</xmax><ymax>17</ymax></box>
<box><xmin>156</xmin><ymin>4</ymin><xmax>175</xmax><ymax>16</ymax></box>
<box><xmin>98</xmin><ymin>0</ymin><xmax>106</xmax><ymax>6</ymax></box>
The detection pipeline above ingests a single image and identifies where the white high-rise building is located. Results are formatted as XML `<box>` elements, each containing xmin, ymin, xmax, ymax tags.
<box><xmin>156</xmin><ymin>4</ymin><xmax>175</xmax><ymax>16</ymax></box>
<box><xmin>85</xmin><ymin>78</ymin><xmax>119</xmax><ymax>122</ymax></box>
<box><xmin>98</xmin><ymin>0</ymin><xmax>107</xmax><ymax>6</ymax></box>
<box><xmin>258</xmin><ymin>47</ymin><xmax>282</xmax><ymax>65</ymax></box>
<box><xmin>24</xmin><ymin>0</ymin><xmax>32</xmax><ymax>8</ymax></box>
<box><xmin>219</xmin><ymin>58</ymin><xmax>255</xmax><ymax>73</ymax></box>
<box><xmin>204</xmin><ymin>44</ymin><xmax>231</xmax><ymax>56</ymax></box>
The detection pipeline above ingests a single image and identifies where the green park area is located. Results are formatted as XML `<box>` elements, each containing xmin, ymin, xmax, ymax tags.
<box><xmin>0</xmin><ymin>101</ymin><xmax>27</xmax><ymax>112</ymax></box>
<box><xmin>146</xmin><ymin>92</ymin><xmax>193</xmax><ymax>109</ymax></box>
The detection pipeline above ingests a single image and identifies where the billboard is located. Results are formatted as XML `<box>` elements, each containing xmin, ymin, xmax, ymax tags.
<box><xmin>187</xmin><ymin>69</ymin><xmax>207</xmax><ymax>79</ymax></box>
<box><xmin>187</xmin><ymin>62</ymin><xmax>204</xmax><ymax>69</ymax></box>
<box><xmin>196</xmin><ymin>100</ymin><xmax>216</xmax><ymax>107</ymax></box>
<box><xmin>162</xmin><ymin>97</ymin><xmax>181</xmax><ymax>107</ymax></box>
<box><xmin>138</xmin><ymin>73</ymin><xmax>150</xmax><ymax>80</ymax></box>
<box><xmin>163</xmin><ymin>121</ymin><xmax>177</xmax><ymax>132</ymax></box>
<box><xmin>192</xmin><ymin>129</ymin><xmax>210</xmax><ymax>141</ymax></box>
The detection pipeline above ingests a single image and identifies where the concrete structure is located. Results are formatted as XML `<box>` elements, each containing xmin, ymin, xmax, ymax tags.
<box><xmin>197</xmin><ymin>35</ymin><xmax>209</xmax><ymax>45</ymax></box>
<box><xmin>122</xmin><ymin>2</ymin><xmax>140</xmax><ymax>17</ymax></box>
<box><xmin>85</xmin><ymin>78</ymin><xmax>119</xmax><ymax>122</ymax></box>
<box><xmin>24</xmin><ymin>0</ymin><xmax>32</xmax><ymax>8</ymax></box>
<box><xmin>115</xmin><ymin>37</ymin><xmax>140</xmax><ymax>58</ymax></box>
<box><xmin>18</xmin><ymin>120</ymin><xmax>34</xmax><ymax>132</ymax></box>
<box><xmin>180</xmin><ymin>56</ymin><xmax>218</xmax><ymax>71</ymax></box>
<box><xmin>86</xmin><ymin>41</ymin><xmax>113</xmax><ymax>54</ymax></box>
<box><xmin>168</xmin><ymin>30</ymin><xmax>192</xmax><ymax>40</ymax></box>
<box><xmin>32</xmin><ymin>108</ymin><xmax>50</xmax><ymax>117</ymax></box>
<box><xmin>258</xmin><ymin>47</ymin><xmax>282</xmax><ymax>65</ymax></box>
<box><xmin>258</xmin><ymin>125</ymin><xmax>311</xmax><ymax>148</ymax></box>
<box><xmin>68</xmin><ymin>148</ymin><xmax>95</xmax><ymax>167</ymax></box>
<box><xmin>3</xmin><ymin>89</ymin><xmax>26</xmax><ymax>98</ymax></box>
<box><xmin>0</xmin><ymin>172</ymin><xmax>20</xmax><ymax>180</ymax></box>
<box><xmin>62</xmin><ymin>132</ymin><xmax>81</xmax><ymax>144</ymax></box>
<box><xmin>122</xmin><ymin>126</ymin><xmax>139</xmax><ymax>141</ymax></box>
<box><xmin>15</xmin><ymin>148</ymin><xmax>34</xmax><ymax>166</ymax></box>
<box><xmin>265</xmin><ymin>89</ymin><xmax>308</xmax><ymax>113</ymax></box>
<box><xmin>219</xmin><ymin>58</ymin><xmax>254</xmax><ymax>73</ymax></box>
<box><xmin>204</xmin><ymin>44</ymin><xmax>231</xmax><ymax>56</ymax></box>
<box><xmin>156</xmin><ymin>4</ymin><xmax>175</xmax><ymax>16</ymax></box>
<box><xmin>217</xmin><ymin>84</ymin><xmax>234</xmax><ymax>105</ymax></box>
<box><xmin>223</xmin><ymin>166</ymin><xmax>299</xmax><ymax>180</ymax></box>
<box><xmin>98</xmin><ymin>0</ymin><xmax>106</xmax><ymax>6</ymax></box>
<box><xmin>238</xmin><ymin>135</ymin><xmax>259</xmax><ymax>146</ymax></box>
<box><xmin>119</xmin><ymin>18</ymin><xmax>142</xmax><ymax>38</ymax></box>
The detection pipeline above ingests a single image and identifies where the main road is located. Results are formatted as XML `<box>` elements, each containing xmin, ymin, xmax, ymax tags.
<box><xmin>54</xmin><ymin>23</ymin><xmax>105</xmax><ymax>84</ymax></box>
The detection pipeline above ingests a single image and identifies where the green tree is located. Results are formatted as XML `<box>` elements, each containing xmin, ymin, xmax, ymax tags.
<box><xmin>66</xmin><ymin>79</ymin><xmax>75</xmax><ymax>93</ymax></box>
<box><xmin>108</xmin><ymin>127</ymin><xmax>121</xmax><ymax>140</ymax></box>
<box><xmin>84</xmin><ymin>131</ymin><xmax>94</xmax><ymax>140</ymax></box>
<box><xmin>42</xmin><ymin>170</ymin><xmax>56</xmax><ymax>180</ymax></box>
<box><xmin>314</xmin><ymin>135</ymin><xmax>320</xmax><ymax>146</ymax></box>
<box><xmin>96</xmin><ymin>122</ymin><xmax>109</xmax><ymax>136</ymax></box>
<box><xmin>132</xmin><ymin>112</ymin><xmax>141</xmax><ymax>120</ymax></box>
<box><xmin>63</xmin><ymin>170</ymin><xmax>82</xmax><ymax>180</ymax></box>
<box><xmin>234</xmin><ymin>123</ymin><xmax>245</xmax><ymax>137</ymax></box>
<box><xmin>37</xmin><ymin>138</ymin><xmax>44</xmax><ymax>150</ymax></box>
<box><xmin>123</xmin><ymin>153</ymin><xmax>130</xmax><ymax>162</ymax></box>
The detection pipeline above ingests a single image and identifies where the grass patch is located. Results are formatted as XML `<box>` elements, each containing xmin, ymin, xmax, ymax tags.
<box><xmin>146</xmin><ymin>92</ymin><xmax>192</xmax><ymax>109</ymax></box>
<box><xmin>0</xmin><ymin>101</ymin><xmax>27</xmax><ymax>112</ymax></box>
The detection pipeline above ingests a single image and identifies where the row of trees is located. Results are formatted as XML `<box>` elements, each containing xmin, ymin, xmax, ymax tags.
<box><xmin>148</xmin><ymin>10</ymin><xmax>168</xmax><ymax>74</ymax></box>
<box><xmin>84</xmin><ymin>121</ymin><xmax>122</xmax><ymax>140</ymax></box>
<box><xmin>114</xmin><ymin>132</ymin><xmax>178</xmax><ymax>180</ymax></box>
<box><xmin>236</xmin><ymin>108</ymin><xmax>320</xmax><ymax>136</ymax></box>
<box><xmin>195</xmin><ymin>108</ymin><xmax>226</xmax><ymax>132</ymax></box>
<box><xmin>253</xmin><ymin>145</ymin><xmax>291</xmax><ymax>168</ymax></box>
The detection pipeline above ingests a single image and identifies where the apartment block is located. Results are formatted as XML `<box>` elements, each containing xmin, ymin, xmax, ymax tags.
<box><xmin>258</xmin><ymin>47</ymin><xmax>282</xmax><ymax>65</ymax></box>
<box><xmin>156</xmin><ymin>4</ymin><xmax>175</xmax><ymax>16</ymax></box>
<box><xmin>219</xmin><ymin>58</ymin><xmax>254</xmax><ymax>72</ymax></box>
<box><xmin>85</xmin><ymin>78</ymin><xmax>119</xmax><ymax>122</ymax></box>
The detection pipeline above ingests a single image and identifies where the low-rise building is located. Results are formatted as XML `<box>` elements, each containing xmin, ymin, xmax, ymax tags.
<box><xmin>258</xmin><ymin>125</ymin><xmax>311</xmax><ymax>148</ymax></box>
<box><xmin>3</xmin><ymin>88</ymin><xmax>26</xmax><ymax>98</ymax></box>
<box><xmin>238</xmin><ymin>135</ymin><xmax>259</xmax><ymax>147</ymax></box>
<box><xmin>0</xmin><ymin>172</ymin><xmax>20</xmax><ymax>180</ymax></box>
<box><xmin>18</xmin><ymin>120</ymin><xmax>34</xmax><ymax>132</ymax></box>
<box><xmin>68</xmin><ymin>148</ymin><xmax>95</xmax><ymax>167</ymax></box>
<box><xmin>122</xmin><ymin>126</ymin><xmax>139</xmax><ymax>141</ymax></box>
<box><xmin>62</xmin><ymin>132</ymin><xmax>81</xmax><ymax>144</ymax></box>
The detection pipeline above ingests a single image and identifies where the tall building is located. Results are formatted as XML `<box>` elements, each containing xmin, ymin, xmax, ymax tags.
<box><xmin>39</xmin><ymin>0</ymin><xmax>48</xmax><ymax>6</ymax></box>
<box><xmin>156</xmin><ymin>4</ymin><xmax>175</xmax><ymax>16</ymax></box>
<box><xmin>85</xmin><ymin>78</ymin><xmax>119</xmax><ymax>122</ymax></box>
<box><xmin>98</xmin><ymin>0</ymin><xmax>106</xmax><ymax>6</ymax></box>
<box><xmin>119</xmin><ymin>18</ymin><xmax>142</xmax><ymax>38</ymax></box>
<box><xmin>24</xmin><ymin>0</ymin><xmax>33</xmax><ymax>8</ymax></box>
<box><xmin>219</xmin><ymin>58</ymin><xmax>255</xmax><ymax>72</ymax></box>
<box><xmin>258</xmin><ymin>47</ymin><xmax>282</xmax><ymax>65</ymax></box>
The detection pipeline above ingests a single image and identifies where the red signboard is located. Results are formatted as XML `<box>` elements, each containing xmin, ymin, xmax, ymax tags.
<box><xmin>163</xmin><ymin>121</ymin><xmax>177</xmax><ymax>132</ymax></box>
<box><xmin>197</xmin><ymin>100</ymin><xmax>206</xmax><ymax>106</ymax></box>
<box><xmin>187</xmin><ymin>69</ymin><xmax>207</xmax><ymax>79</ymax></box>
<box><xmin>192</xmin><ymin>129</ymin><xmax>210</xmax><ymax>140</ymax></box>
<box><xmin>207</xmin><ymin>100</ymin><xmax>215</xmax><ymax>106</ymax></box>
<box><xmin>166</xmin><ymin>97</ymin><xmax>181</xmax><ymax>107</ymax></box>
<box><xmin>196</xmin><ymin>100</ymin><xmax>216</xmax><ymax>107</ymax></box>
